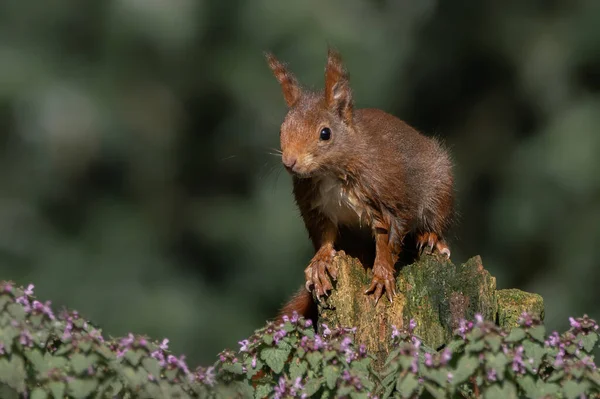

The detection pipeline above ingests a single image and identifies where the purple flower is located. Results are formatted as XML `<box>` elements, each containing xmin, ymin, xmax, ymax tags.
<box><xmin>238</xmin><ymin>339</ymin><xmax>249</xmax><ymax>352</ymax></box>
<box><xmin>120</xmin><ymin>333</ymin><xmax>135</xmax><ymax>347</ymax></box>
<box><xmin>487</xmin><ymin>368</ymin><xmax>497</xmax><ymax>381</ymax></box>
<box><xmin>19</xmin><ymin>329</ymin><xmax>33</xmax><ymax>347</ymax></box>
<box><xmin>340</xmin><ymin>336</ymin><xmax>352</xmax><ymax>351</ymax></box>
<box><xmin>440</xmin><ymin>348</ymin><xmax>452</xmax><ymax>365</ymax></box>
<box><xmin>458</xmin><ymin>319</ymin><xmax>473</xmax><ymax>338</ymax></box>
<box><xmin>512</xmin><ymin>346</ymin><xmax>525</xmax><ymax>374</ymax></box>
<box><xmin>447</xmin><ymin>372</ymin><xmax>453</xmax><ymax>383</ymax></box>
<box><xmin>545</xmin><ymin>331</ymin><xmax>560</xmax><ymax>347</ymax></box>
<box><xmin>322</xmin><ymin>324</ymin><xmax>332</xmax><ymax>336</ymax></box>
<box><xmin>2</xmin><ymin>282</ymin><xmax>13</xmax><ymax>293</ymax></box>
<box><xmin>273</xmin><ymin>376</ymin><xmax>287</xmax><ymax>399</ymax></box>
<box><xmin>159</xmin><ymin>338</ymin><xmax>169</xmax><ymax>351</ymax></box>
<box><xmin>359</xmin><ymin>344</ymin><xmax>367</xmax><ymax>357</ymax></box>
<box><xmin>475</xmin><ymin>313</ymin><xmax>483</xmax><ymax>324</ymax></box>
<box><xmin>291</xmin><ymin>311</ymin><xmax>299</xmax><ymax>324</ymax></box>
<box><xmin>0</xmin><ymin>342</ymin><xmax>4</xmax><ymax>355</ymax></box>
<box><xmin>304</xmin><ymin>319</ymin><xmax>312</xmax><ymax>328</ymax></box>
<box><xmin>314</xmin><ymin>335</ymin><xmax>324</xmax><ymax>350</ymax></box>
<box><xmin>24</xmin><ymin>284</ymin><xmax>34</xmax><ymax>296</ymax></box>
<box><xmin>409</xmin><ymin>319</ymin><xmax>417</xmax><ymax>332</ymax></box>
<box><xmin>391</xmin><ymin>325</ymin><xmax>400</xmax><ymax>339</ymax></box>
<box><xmin>194</xmin><ymin>366</ymin><xmax>216</xmax><ymax>386</ymax></box>
<box><xmin>424</xmin><ymin>353</ymin><xmax>433</xmax><ymax>367</ymax></box>
<box><xmin>15</xmin><ymin>296</ymin><xmax>31</xmax><ymax>313</ymax></box>
<box><xmin>273</xmin><ymin>329</ymin><xmax>287</xmax><ymax>344</ymax></box>
<box><xmin>251</xmin><ymin>355</ymin><xmax>257</xmax><ymax>368</ymax></box>
<box><xmin>411</xmin><ymin>336</ymin><xmax>421</xmax><ymax>349</ymax></box>
<box><xmin>569</xmin><ymin>317</ymin><xmax>581</xmax><ymax>329</ymax></box>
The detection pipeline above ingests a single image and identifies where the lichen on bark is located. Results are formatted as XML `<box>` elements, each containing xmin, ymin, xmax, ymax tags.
<box><xmin>316</xmin><ymin>252</ymin><xmax>544</xmax><ymax>365</ymax></box>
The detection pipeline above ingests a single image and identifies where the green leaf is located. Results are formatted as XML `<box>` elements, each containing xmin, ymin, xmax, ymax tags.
<box><xmin>324</xmin><ymin>365</ymin><xmax>340</xmax><ymax>390</ymax></box>
<box><xmin>451</xmin><ymin>355</ymin><xmax>478</xmax><ymax>385</ymax></box>
<box><xmin>68</xmin><ymin>378</ymin><xmax>99</xmax><ymax>399</ymax></box>
<box><xmin>485</xmin><ymin>335</ymin><xmax>502</xmax><ymax>352</ymax></box>
<box><xmin>260</xmin><ymin>347</ymin><xmax>289</xmax><ymax>374</ymax></box>
<box><xmin>303</xmin><ymin>377</ymin><xmax>322</xmax><ymax>397</ymax></box>
<box><xmin>579</xmin><ymin>332</ymin><xmax>599</xmax><ymax>353</ymax></box>
<box><xmin>0</xmin><ymin>384</ymin><xmax>19</xmax><ymax>399</ymax></box>
<box><xmin>546</xmin><ymin>370</ymin><xmax>565</xmax><ymax>383</ymax></box>
<box><xmin>6</xmin><ymin>304</ymin><xmax>25</xmax><ymax>322</ymax></box>
<box><xmin>70</xmin><ymin>353</ymin><xmax>97</xmax><ymax>375</ymax></box>
<box><xmin>465</xmin><ymin>339</ymin><xmax>485</xmax><ymax>353</ymax></box>
<box><xmin>78</xmin><ymin>340</ymin><xmax>92</xmax><ymax>352</ymax></box>
<box><xmin>563</xmin><ymin>380</ymin><xmax>590</xmax><ymax>399</ymax></box>
<box><xmin>289</xmin><ymin>359</ymin><xmax>307</xmax><ymax>380</ymax></box>
<box><xmin>54</xmin><ymin>343</ymin><xmax>73</xmax><ymax>356</ymax></box>
<box><xmin>124</xmin><ymin>349</ymin><xmax>144</xmax><ymax>366</ymax></box>
<box><xmin>283</xmin><ymin>321</ymin><xmax>295</xmax><ymax>333</ymax></box>
<box><xmin>49</xmin><ymin>382</ymin><xmax>65</xmax><ymax>399</ymax></box>
<box><xmin>535</xmin><ymin>381</ymin><xmax>559</xmax><ymax>397</ymax></box>
<box><xmin>516</xmin><ymin>375</ymin><xmax>536</xmax><ymax>397</ymax></box>
<box><xmin>397</xmin><ymin>373</ymin><xmax>419</xmax><ymax>398</ymax></box>
<box><xmin>522</xmin><ymin>340</ymin><xmax>545</xmax><ymax>371</ymax></box>
<box><xmin>384</xmin><ymin>348</ymin><xmax>401</xmax><ymax>367</ymax></box>
<box><xmin>324</xmin><ymin>350</ymin><xmax>337</xmax><ymax>361</ymax></box>
<box><xmin>0</xmin><ymin>356</ymin><xmax>26</xmax><ymax>393</ymax></box>
<box><xmin>307</xmin><ymin>351</ymin><xmax>323</xmax><ymax>370</ymax></box>
<box><xmin>482</xmin><ymin>382</ymin><xmax>517</xmax><ymax>399</ymax></box>
<box><xmin>262</xmin><ymin>334</ymin><xmax>273</xmax><ymax>346</ymax></box>
<box><xmin>0</xmin><ymin>296</ymin><xmax>10</xmax><ymax>311</ymax></box>
<box><xmin>422</xmin><ymin>368</ymin><xmax>447</xmax><ymax>387</ymax></box>
<box><xmin>30</xmin><ymin>388</ymin><xmax>48</xmax><ymax>399</ymax></box>
<box><xmin>505</xmin><ymin>328</ymin><xmax>526</xmax><ymax>343</ymax></box>
<box><xmin>423</xmin><ymin>382</ymin><xmax>445</xmax><ymax>399</ymax></box>
<box><xmin>222</xmin><ymin>362</ymin><xmax>244</xmax><ymax>374</ymax></box>
<box><xmin>486</xmin><ymin>352</ymin><xmax>509</xmax><ymax>381</ymax></box>
<box><xmin>349</xmin><ymin>392</ymin><xmax>369</xmax><ymax>399</ymax></box>
<box><xmin>254</xmin><ymin>384</ymin><xmax>272</xmax><ymax>399</ymax></box>
<box><xmin>527</xmin><ymin>325</ymin><xmax>546</xmax><ymax>343</ymax></box>
<box><xmin>141</xmin><ymin>357</ymin><xmax>162</xmax><ymax>379</ymax></box>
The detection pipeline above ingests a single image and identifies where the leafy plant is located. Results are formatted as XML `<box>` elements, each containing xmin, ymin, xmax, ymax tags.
<box><xmin>0</xmin><ymin>280</ymin><xmax>598</xmax><ymax>398</ymax></box>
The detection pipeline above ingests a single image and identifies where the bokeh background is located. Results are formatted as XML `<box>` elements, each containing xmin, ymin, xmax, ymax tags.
<box><xmin>0</xmin><ymin>0</ymin><xmax>598</xmax><ymax>366</ymax></box>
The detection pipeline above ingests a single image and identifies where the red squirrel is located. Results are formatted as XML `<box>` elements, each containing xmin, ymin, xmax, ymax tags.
<box><xmin>266</xmin><ymin>48</ymin><xmax>454</xmax><ymax>322</ymax></box>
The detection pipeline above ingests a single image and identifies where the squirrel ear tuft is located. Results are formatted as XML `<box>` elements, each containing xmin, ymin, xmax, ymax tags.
<box><xmin>325</xmin><ymin>47</ymin><xmax>353</xmax><ymax>124</ymax></box>
<box><xmin>265</xmin><ymin>52</ymin><xmax>301</xmax><ymax>108</ymax></box>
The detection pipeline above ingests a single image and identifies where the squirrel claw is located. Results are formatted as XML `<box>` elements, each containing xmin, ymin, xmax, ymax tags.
<box><xmin>364</xmin><ymin>265</ymin><xmax>396</xmax><ymax>305</ymax></box>
<box><xmin>304</xmin><ymin>246</ymin><xmax>337</xmax><ymax>299</ymax></box>
<box><xmin>416</xmin><ymin>232</ymin><xmax>451</xmax><ymax>259</ymax></box>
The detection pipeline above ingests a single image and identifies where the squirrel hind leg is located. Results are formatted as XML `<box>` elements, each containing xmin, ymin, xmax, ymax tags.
<box><xmin>416</xmin><ymin>232</ymin><xmax>451</xmax><ymax>259</ymax></box>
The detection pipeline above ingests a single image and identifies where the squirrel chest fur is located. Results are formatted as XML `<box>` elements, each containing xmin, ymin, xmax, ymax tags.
<box><xmin>312</xmin><ymin>175</ymin><xmax>368</xmax><ymax>227</ymax></box>
<box><xmin>266</xmin><ymin>48</ymin><xmax>454</xmax><ymax>319</ymax></box>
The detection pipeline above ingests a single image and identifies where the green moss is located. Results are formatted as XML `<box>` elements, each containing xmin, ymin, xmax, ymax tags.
<box><xmin>496</xmin><ymin>288</ymin><xmax>545</xmax><ymax>329</ymax></box>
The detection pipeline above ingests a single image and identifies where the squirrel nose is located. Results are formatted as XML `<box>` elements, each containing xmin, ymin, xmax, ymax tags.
<box><xmin>283</xmin><ymin>156</ymin><xmax>297</xmax><ymax>171</ymax></box>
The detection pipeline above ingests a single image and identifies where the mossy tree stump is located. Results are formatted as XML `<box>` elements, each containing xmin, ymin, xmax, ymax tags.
<box><xmin>316</xmin><ymin>252</ymin><xmax>544</xmax><ymax>365</ymax></box>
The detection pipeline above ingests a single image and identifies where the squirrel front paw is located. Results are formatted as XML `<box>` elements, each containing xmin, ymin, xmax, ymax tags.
<box><xmin>364</xmin><ymin>262</ymin><xmax>397</xmax><ymax>305</ymax></box>
<box><xmin>304</xmin><ymin>246</ymin><xmax>337</xmax><ymax>299</ymax></box>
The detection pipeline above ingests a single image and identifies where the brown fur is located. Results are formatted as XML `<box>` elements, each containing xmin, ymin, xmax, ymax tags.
<box><xmin>267</xmin><ymin>48</ymin><xmax>455</xmax><ymax>322</ymax></box>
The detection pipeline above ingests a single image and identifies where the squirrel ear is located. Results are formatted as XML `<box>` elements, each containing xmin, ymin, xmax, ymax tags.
<box><xmin>265</xmin><ymin>52</ymin><xmax>301</xmax><ymax>108</ymax></box>
<box><xmin>325</xmin><ymin>48</ymin><xmax>353</xmax><ymax>124</ymax></box>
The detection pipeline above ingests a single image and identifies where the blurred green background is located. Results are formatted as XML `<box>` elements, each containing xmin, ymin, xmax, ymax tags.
<box><xmin>0</xmin><ymin>0</ymin><xmax>598</xmax><ymax>366</ymax></box>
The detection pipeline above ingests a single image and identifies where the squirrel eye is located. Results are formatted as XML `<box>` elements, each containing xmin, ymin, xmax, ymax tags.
<box><xmin>320</xmin><ymin>127</ymin><xmax>331</xmax><ymax>141</ymax></box>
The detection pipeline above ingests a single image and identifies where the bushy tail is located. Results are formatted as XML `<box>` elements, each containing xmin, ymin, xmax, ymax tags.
<box><xmin>275</xmin><ymin>286</ymin><xmax>317</xmax><ymax>327</ymax></box>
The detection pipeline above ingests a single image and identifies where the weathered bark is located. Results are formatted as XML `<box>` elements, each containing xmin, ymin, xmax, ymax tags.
<box><xmin>317</xmin><ymin>252</ymin><xmax>544</xmax><ymax>365</ymax></box>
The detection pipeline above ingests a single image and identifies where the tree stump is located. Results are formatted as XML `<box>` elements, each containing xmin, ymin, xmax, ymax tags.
<box><xmin>316</xmin><ymin>252</ymin><xmax>544</xmax><ymax>365</ymax></box>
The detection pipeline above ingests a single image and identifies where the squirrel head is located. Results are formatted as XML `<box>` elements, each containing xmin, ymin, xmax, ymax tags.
<box><xmin>266</xmin><ymin>48</ymin><xmax>355</xmax><ymax>178</ymax></box>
